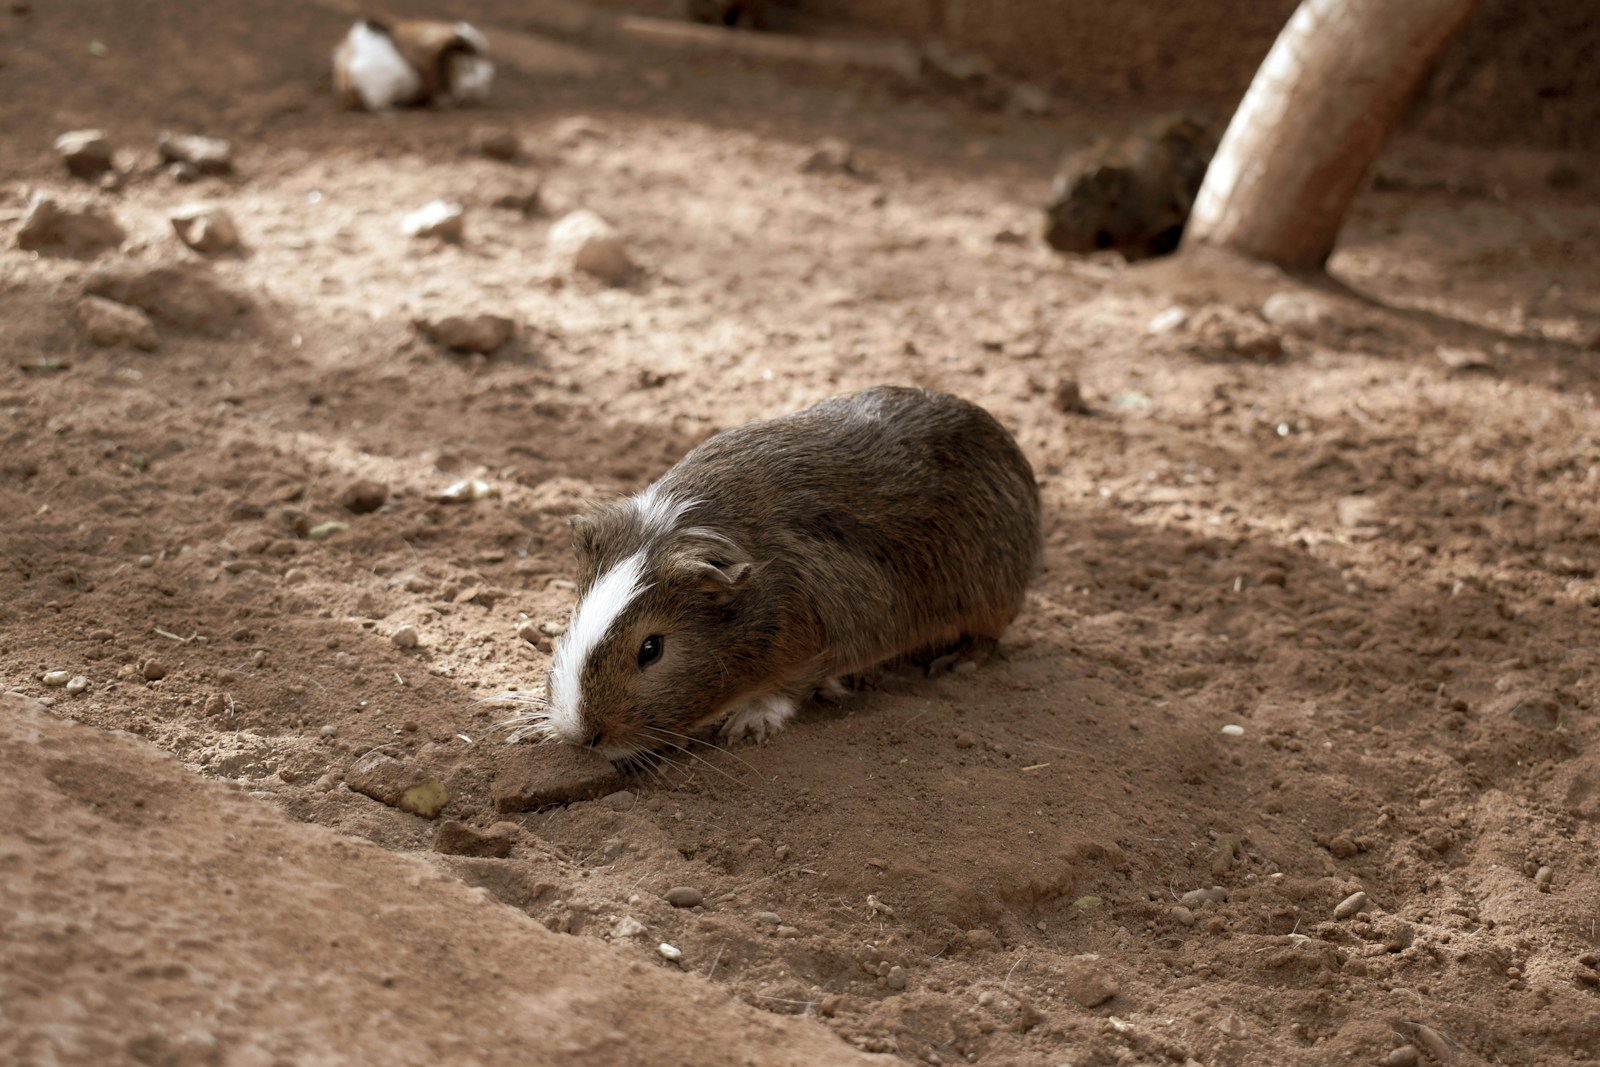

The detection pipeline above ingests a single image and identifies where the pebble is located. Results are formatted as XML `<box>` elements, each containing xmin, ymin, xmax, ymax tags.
<box><xmin>1380</xmin><ymin>1046</ymin><xmax>1419</xmax><ymax>1067</ymax></box>
<box><xmin>599</xmin><ymin>789</ymin><xmax>636</xmax><ymax>811</ymax></box>
<box><xmin>664</xmin><ymin>886</ymin><xmax>704</xmax><ymax>909</ymax></box>
<box><xmin>83</xmin><ymin>262</ymin><xmax>251</xmax><ymax>336</ymax></box>
<box><xmin>1146</xmin><ymin>306</ymin><xmax>1189</xmax><ymax>334</ymax></box>
<box><xmin>390</xmin><ymin>625</ymin><xmax>420</xmax><ymax>649</ymax></box>
<box><xmin>1328</xmin><ymin>834</ymin><xmax>1361</xmax><ymax>859</ymax></box>
<box><xmin>346</xmin><ymin>750</ymin><xmax>451</xmax><ymax>818</ymax></box>
<box><xmin>1534</xmin><ymin>865</ymin><xmax>1554</xmax><ymax>888</ymax></box>
<box><xmin>432</xmin><ymin>820</ymin><xmax>514</xmax><ymax>858</ymax></box>
<box><xmin>775</xmin><ymin>925</ymin><xmax>801</xmax><ymax>939</ymax></box>
<box><xmin>338</xmin><ymin>479</ymin><xmax>389</xmax><ymax>514</ymax></box>
<box><xmin>657</xmin><ymin>943</ymin><xmax>682</xmax><ymax>962</ymax></box>
<box><xmin>320</xmin><ymin>724</ymin><xmax>337</xmax><ymax>738</ymax></box>
<box><xmin>41</xmin><ymin>670</ymin><xmax>71</xmax><ymax>687</ymax></box>
<box><xmin>138</xmin><ymin>555</ymin><xmax>155</xmax><ymax>568</ymax></box>
<box><xmin>15</xmin><ymin>192</ymin><xmax>125</xmax><ymax>255</ymax></box>
<box><xmin>1334</xmin><ymin>890</ymin><xmax>1368</xmax><ymax>920</ymax></box>
<box><xmin>413</xmin><ymin>313</ymin><xmax>516</xmax><ymax>354</ymax></box>
<box><xmin>1060</xmin><ymin>954</ymin><xmax>1118</xmax><ymax>1008</ymax></box>
<box><xmin>539</xmin><ymin>621</ymin><xmax>566</xmax><ymax>637</ymax></box>
<box><xmin>55</xmin><ymin>128</ymin><xmax>115</xmax><ymax>178</ymax></box>
<box><xmin>1220</xmin><ymin>723</ymin><xmax>1245</xmax><ymax>737</ymax></box>
<box><xmin>1052</xmin><ymin>379</ymin><xmax>1091</xmax><ymax>416</ymax></box>
<box><xmin>1260</xmin><ymin>290</ymin><xmax>1335</xmax><ymax>331</ymax></box>
<box><xmin>472</xmin><ymin>127</ymin><xmax>523</xmax><ymax>161</ymax></box>
<box><xmin>516</xmin><ymin>620</ymin><xmax>543</xmax><ymax>645</ymax></box>
<box><xmin>799</xmin><ymin>137</ymin><xmax>856</xmax><ymax>175</ymax></box>
<box><xmin>754</xmin><ymin>911</ymin><xmax>782</xmax><ymax>926</ymax></box>
<box><xmin>612</xmin><ymin>916</ymin><xmax>647</xmax><ymax>939</ymax></box>
<box><xmin>491</xmin><ymin>185</ymin><xmax>543</xmax><ymax>216</ymax></box>
<box><xmin>1436</xmin><ymin>345</ymin><xmax>1493</xmax><ymax>372</ymax></box>
<box><xmin>170</xmin><ymin>204</ymin><xmax>242</xmax><ymax>254</ymax></box>
<box><xmin>1178</xmin><ymin>887</ymin><xmax>1227</xmax><ymax>908</ymax></box>
<box><xmin>885</xmin><ymin>965</ymin><xmax>907</xmax><ymax>991</ymax></box>
<box><xmin>490</xmin><ymin>743</ymin><xmax>621</xmax><ymax>812</ymax></box>
<box><xmin>66</xmin><ymin>676</ymin><xmax>89</xmax><ymax>695</ymax></box>
<box><xmin>158</xmin><ymin>132</ymin><xmax>234</xmax><ymax>174</ymax></box>
<box><xmin>402</xmin><ymin>200</ymin><xmax>465</xmax><ymax>242</ymax></box>
<box><xmin>1169</xmin><ymin>905</ymin><xmax>1196</xmax><ymax>927</ymax></box>
<box><xmin>548</xmin><ymin>209</ymin><xmax>633</xmax><ymax>284</ymax></box>
<box><xmin>77</xmin><ymin>294</ymin><xmax>159</xmax><ymax>350</ymax></box>
<box><xmin>140</xmin><ymin>658</ymin><xmax>168</xmax><ymax>681</ymax></box>
<box><xmin>964</xmin><ymin>928</ymin><xmax>999</xmax><ymax>951</ymax></box>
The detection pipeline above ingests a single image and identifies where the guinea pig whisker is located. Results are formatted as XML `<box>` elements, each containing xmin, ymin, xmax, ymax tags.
<box><xmin>645</xmin><ymin>725</ymin><xmax>766</xmax><ymax>780</ymax></box>
<box><xmin>639</xmin><ymin>728</ymin><xmax>750</xmax><ymax>784</ymax></box>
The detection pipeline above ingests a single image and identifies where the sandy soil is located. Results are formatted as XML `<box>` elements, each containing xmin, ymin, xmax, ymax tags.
<box><xmin>3</xmin><ymin>3</ymin><xmax>1600</xmax><ymax>1065</ymax></box>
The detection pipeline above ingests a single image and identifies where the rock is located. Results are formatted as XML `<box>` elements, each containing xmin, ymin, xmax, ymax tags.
<box><xmin>491</xmin><ymin>743</ymin><xmax>621</xmax><ymax>812</ymax></box>
<box><xmin>885</xmin><ymin>965</ymin><xmax>907</xmax><ymax>991</ymax></box>
<box><xmin>1052</xmin><ymin>379</ymin><xmax>1091</xmax><ymax>415</ymax></box>
<box><xmin>402</xmin><ymin>200</ymin><xmax>465</xmax><ymax>242</ymax></box>
<box><xmin>15</xmin><ymin>193</ymin><xmax>124</xmax><ymax>256</ymax></box>
<box><xmin>1333</xmin><ymin>890</ymin><xmax>1368</xmax><ymax>920</ymax></box>
<box><xmin>1381</xmin><ymin>1046</ymin><xmax>1420</xmax><ymax>1067</ymax></box>
<box><xmin>1327</xmin><ymin>833</ymin><xmax>1360</xmax><ymax>859</ymax></box>
<box><xmin>389</xmin><ymin>625</ymin><xmax>419</xmax><ymax>649</ymax></box>
<box><xmin>338</xmin><ymin>479</ymin><xmax>389</xmax><ymax>514</ymax></box>
<box><xmin>139</xmin><ymin>658</ymin><xmax>168</xmax><ymax>681</ymax></box>
<box><xmin>664</xmin><ymin>886</ymin><xmax>704</xmax><ymax>909</ymax></box>
<box><xmin>158</xmin><ymin>132</ymin><xmax>234</xmax><ymax>175</ymax></box>
<box><xmin>755</xmin><ymin>911</ymin><xmax>782</xmax><ymax>926</ymax></box>
<box><xmin>65</xmin><ymin>676</ymin><xmax>89</xmax><ymax>696</ymax></box>
<box><xmin>1178</xmin><ymin>887</ymin><xmax>1227</xmax><ymax>908</ymax></box>
<box><xmin>1375</xmin><ymin>916</ymin><xmax>1415</xmax><ymax>951</ymax></box>
<box><xmin>1147</xmin><ymin>306</ymin><xmax>1189</xmax><ymax>334</ymax></box>
<box><xmin>170</xmin><ymin>204</ymin><xmax>242</xmax><ymax>254</ymax></box>
<box><xmin>1436</xmin><ymin>345</ymin><xmax>1493</xmax><ymax>372</ymax></box>
<box><xmin>1169</xmin><ymin>905</ymin><xmax>1196</xmax><ymax>926</ymax></box>
<box><xmin>612</xmin><ymin>916</ymin><xmax>647</xmax><ymax>939</ymax></box>
<box><xmin>77</xmin><ymin>296</ymin><xmax>158</xmax><ymax>351</ymax></box>
<box><xmin>490</xmin><ymin>185</ymin><xmax>543</xmax><ymax>216</ymax></box>
<box><xmin>800</xmin><ymin>137</ymin><xmax>857</xmax><ymax>176</ymax></box>
<box><xmin>41</xmin><ymin>670</ymin><xmax>70</xmax><ymax>687</ymax></box>
<box><xmin>547</xmin><ymin>210</ymin><xmax>632</xmax><ymax>284</ymax></box>
<box><xmin>432</xmin><ymin>820</ymin><xmax>513</xmax><ymax>858</ymax></box>
<box><xmin>346</xmin><ymin>750</ymin><xmax>451</xmax><ymax>818</ymax></box>
<box><xmin>1260</xmin><ymin>290</ymin><xmax>1335</xmax><ymax>331</ymax></box>
<box><xmin>472</xmin><ymin>127</ymin><xmax>523</xmax><ymax>162</ymax></box>
<box><xmin>83</xmin><ymin>262</ymin><xmax>250</xmax><ymax>336</ymax></box>
<box><xmin>1335</xmin><ymin>497</ymin><xmax>1380</xmax><ymax>530</ymax></box>
<box><xmin>598</xmin><ymin>789</ymin><xmax>636</xmax><ymax>811</ymax></box>
<box><xmin>414</xmin><ymin>313</ymin><xmax>516</xmax><ymax>354</ymax></box>
<box><xmin>167</xmin><ymin>161</ymin><xmax>200</xmax><ymax>184</ymax></box>
<box><xmin>54</xmin><ymin>129</ymin><xmax>114</xmax><ymax>179</ymax></box>
<box><xmin>964</xmin><ymin>928</ymin><xmax>999</xmax><ymax>951</ymax></box>
<box><xmin>1061</xmin><ymin>954</ymin><xmax>1118</xmax><ymax>1008</ymax></box>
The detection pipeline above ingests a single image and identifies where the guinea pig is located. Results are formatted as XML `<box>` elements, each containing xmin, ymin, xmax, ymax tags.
<box><xmin>503</xmin><ymin>385</ymin><xmax>1041</xmax><ymax>761</ymax></box>
<box><xmin>333</xmin><ymin>18</ymin><xmax>493</xmax><ymax>112</ymax></box>
<box><xmin>1043</xmin><ymin>114</ymin><xmax>1216</xmax><ymax>261</ymax></box>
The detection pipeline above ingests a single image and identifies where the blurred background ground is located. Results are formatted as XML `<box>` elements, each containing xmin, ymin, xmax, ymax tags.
<box><xmin>2</xmin><ymin>2</ymin><xmax>1599</xmax><ymax>1065</ymax></box>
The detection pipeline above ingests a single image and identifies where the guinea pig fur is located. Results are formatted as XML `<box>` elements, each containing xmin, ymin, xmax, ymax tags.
<box><xmin>504</xmin><ymin>386</ymin><xmax>1041</xmax><ymax>761</ymax></box>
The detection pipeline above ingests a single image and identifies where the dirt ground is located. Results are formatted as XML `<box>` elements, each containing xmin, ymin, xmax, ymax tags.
<box><xmin>4</xmin><ymin>3</ymin><xmax>1600</xmax><ymax>1065</ymax></box>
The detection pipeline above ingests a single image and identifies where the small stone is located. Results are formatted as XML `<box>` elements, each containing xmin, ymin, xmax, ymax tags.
<box><xmin>1178</xmin><ymin>887</ymin><xmax>1227</xmax><ymax>908</ymax></box>
<box><xmin>657</xmin><ymin>943</ymin><xmax>682</xmax><ymax>962</ymax></box>
<box><xmin>65</xmin><ymin>675</ymin><xmax>89</xmax><ymax>695</ymax></box>
<box><xmin>964</xmin><ymin>928</ymin><xmax>999</xmax><ymax>951</ymax></box>
<box><xmin>1220</xmin><ymin>723</ymin><xmax>1246</xmax><ymax>737</ymax></box>
<box><xmin>1260</xmin><ymin>290</ymin><xmax>1335</xmax><ymax>331</ymax></box>
<box><xmin>490</xmin><ymin>185</ymin><xmax>543</xmax><ymax>216</ymax></box>
<box><xmin>78</xmin><ymin>293</ymin><xmax>160</xmax><ymax>351</ymax></box>
<box><xmin>1377</xmin><ymin>916</ymin><xmax>1415</xmax><ymax>951</ymax></box>
<box><xmin>167</xmin><ymin>161</ymin><xmax>199</xmax><ymax>184</ymax></box>
<box><xmin>338</xmin><ymin>479</ymin><xmax>389</xmax><ymax>514</ymax></box>
<box><xmin>319</xmin><ymin>724</ymin><xmax>337</xmax><ymax>738</ymax></box>
<box><xmin>432</xmin><ymin>820</ymin><xmax>513</xmax><ymax>858</ymax></box>
<box><xmin>1327</xmin><ymin>834</ymin><xmax>1360</xmax><ymax>859</ymax></box>
<box><xmin>612</xmin><ymin>916</ymin><xmax>647</xmax><ymax>939</ymax></box>
<box><xmin>754</xmin><ymin>911</ymin><xmax>782</xmax><ymax>926</ymax></box>
<box><xmin>516</xmin><ymin>620</ymin><xmax>543</xmax><ymax>645</ymax></box>
<box><xmin>490</xmin><ymin>743</ymin><xmax>622</xmax><ymax>812</ymax></box>
<box><xmin>548</xmin><ymin>210</ymin><xmax>633</xmax><ymax>284</ymax></box>
<box><xmin>538</xmin><ymin>621</ymin><xmax>566</xmax><ymax>637</ymax></box>
<box><xmin>664</xmin><ymin>886</ymin><xmax>704</xmax><ymax>909</ymax></box>
<box><xmin>437</xmin><ymin>478</ymin><xmax>498</xmax><ymax>503</ymax></box>
<box><xmin>307</xmin><ymin>520</ymin><xmax>347</xmax><ymax>540</ymax></box>
<box><xmin>799</xmin><ymin>137</ymin><xmax>856</xmax><ymax>175</ymax></box>
<box><xmin>1334</xmin><ymin>890</ymin><xmax>1368</xmax><ymax>920</ymax></box>
<box><xmin>599</xmin><ymin>789</ymin><xmax>636</xmax><ymax>811</ymax></box>
<box><xmin>402</xmin><ymin>200</ymin><xmax>465</xmax><ymax>242</ymax></box>
<box><xmin>1169</xmin><ymin>905</ymin><xmax>1196</xmax><ymax>926</ymax></box>
<box><xmin>1534</xmin><ymin>865</ymin><xmax>1554</xmax><ymax>887</ymax></box>
<box><xmin>414</xmin><ymin>313</ymin><xmax>516</xmax><ymax>354</ymax></box>
<box><xmin>83</xmin><ymin>262</ymin><xmax>250</xmax><ymax>336</ymax></box>
<box><xmin>1146</xmin><ymin>306</ymin><xmax>1189</xmax><ymax>334</ymax></box>
<box><xmin>158</xmin><ymin>132</ymin><xmax>233</xmax><ymax>174</ymax></box>
<box><xmin>885</xmin><ymin>965</ymin><xmax>908</xmax><ymax>991</ymax></box>
<box><xmin>346</xmin><ymin>750</ymin><xmax>451</xmax><ymax>818</ymax></box>
<box><xmin>1060</xmin><ymin>954</ymin><xmax>1118</xmax><ymax>1008</ymax></box>
<box><xmin>1381</xmin><ymin>1046</ymin><xmax>1420</xmax><ymax>1067</ymax></box>
<box><xmin>170</xmin><ymin>204</ymin><xmax>242</xmax><ymax>254</ymax></box>
<box><xmin>1335</xmin><ymin>497</ymin><xmax>1380</xmax><ymax>530</ymax></box>
<box><xmin>1052</xmin><ymin>379</ymin><xmax>1091</xmax><ymax>416</ymax></box>
<box><xmin>55</xmin><ymin>129</ymin><xmax>115</xmax><ymax>179</ymax></box>
<box><xmin>472</xmin><ymin>127</ymin><xmax>523</xmax><ymax>161</ymax></box>
<box><xmin>140</xmin><ymin>658</ymin><xmax>168</xmax><ymax>681</ymax></box>
<box><xmin>1436</xmin><ymin>345</ymin><xmax>1493</xmax><ymax>372</ymax></box>
<box><xmin>16</xmin><ymin>192</ymin><xmax>124</xmax><ymax>255</ymax></box>
<box><xmin>41</xmin><ymin>670</ymin><xmax>71</xmax><ymax>687</ymax></box>
<box><xmin>389</xmin><ymin>625</ymin><xmax>420</xmax><ymax>649</ymax></box>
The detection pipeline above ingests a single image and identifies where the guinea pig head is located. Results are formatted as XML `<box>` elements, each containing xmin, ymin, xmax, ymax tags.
<box><xmin>543</xmin><ymin>519</ymin><xmax>755</xmax><ymax>760</ymax></box>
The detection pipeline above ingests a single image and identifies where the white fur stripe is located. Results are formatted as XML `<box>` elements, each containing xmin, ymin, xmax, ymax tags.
<box><xmin>635</xmin><ymin>484</ymin><xmax>697</xmax><ymax>533</ymax></box>
<box><xmin>547</xmin><ymin>550</ymin><xmax>650</xmax><ymax>742</ymax></box>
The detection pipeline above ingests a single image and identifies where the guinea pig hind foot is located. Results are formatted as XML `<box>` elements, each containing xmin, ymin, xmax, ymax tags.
<box><xmin>720</xmin><ymin>691</ymin><xmax>800</xmax><ymax>745</ymax></box>
<box><xmin>924</xmin><ymin>635</ymin><xmax>1000</xmax><ymax>676</ymax></box>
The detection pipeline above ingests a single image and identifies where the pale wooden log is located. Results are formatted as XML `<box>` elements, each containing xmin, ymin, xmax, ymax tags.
<box><xmin>1183</xmin><ymin>0</ymin><xmax>1477</xmax><ymax>271</ymax></box>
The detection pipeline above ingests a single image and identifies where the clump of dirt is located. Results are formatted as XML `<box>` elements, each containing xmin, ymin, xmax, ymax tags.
<box><xmin>2</xmin><ymin>3</ymin><xmax>1599</xmax><ymax>1065</ymax></box>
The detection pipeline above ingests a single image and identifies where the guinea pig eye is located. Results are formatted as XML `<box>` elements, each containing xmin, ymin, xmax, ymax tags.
<box><xmin>637</xmin><ymin>634</ymin><xmax>664</xmax><ymax>669</ymax></box>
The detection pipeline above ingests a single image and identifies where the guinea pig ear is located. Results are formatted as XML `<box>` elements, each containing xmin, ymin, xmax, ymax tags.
<box><xmin>568</xmin><ymin>514</ymin><xmax>600</xmax><ymax>559</ymax></box>
<box><xmin>671</xmin><ymin>533</ymin><xmax>754</xmax><ymax>604</ymax></box>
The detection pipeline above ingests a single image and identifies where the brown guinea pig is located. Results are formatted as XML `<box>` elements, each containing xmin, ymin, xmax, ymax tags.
<box><xmin>503</xmin><ymin>386</ymin><xmax>1041</xmax><ymax>760</ymax></box>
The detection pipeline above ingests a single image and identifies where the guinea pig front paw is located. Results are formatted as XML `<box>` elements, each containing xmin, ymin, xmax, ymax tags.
<box><xmin>720</xmin><ymin>692</ymin><xmax>799</xmax><ymax>745</ymax></box>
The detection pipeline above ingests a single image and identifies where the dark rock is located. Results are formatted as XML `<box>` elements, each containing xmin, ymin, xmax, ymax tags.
<box><xmin>83</xmin><ymin>262</ymin><xmax>250</xmax><ymax>336</ymax></box>
<box><xmin>1052</xmin><ymin>379</ymin><xmax>1091</xmax><ymax>415</ymax></box>
<box><xmin>414</xmin><ymin>313</ymin><xmax>516</xmax><ymax>354</ymax></box>
<box><xmin>338</xmin><ymin>479</ymin><xmax>389</xmax><ymax>514</ymax></box>
<box><xmin>15</xmin><ymin>193</ymin><xmax>124</xmax><ymax>256</ymax></box>
<box><xmin>158</xmin><ymin>132</ymin><xmax>233</xmax><ymax>175</ymax></box>
<box><xmin>54</xmin><ymin>129</ymin><xmax>114</xmax><ymax>179</ymax></box>
<box><xmin>170</xmin><ymin>204</ymin><xmax>242</xmax><ymax>254</ymax></box>
<box><xmin>77</xmin><ymin>296</ymin><xmax>158</xmax><ymax>350</ymax></box>
<box><xmin>1060</xmin><ymin>955</ymin><xmax>1118</xmax><ymax>1008</ymax></box>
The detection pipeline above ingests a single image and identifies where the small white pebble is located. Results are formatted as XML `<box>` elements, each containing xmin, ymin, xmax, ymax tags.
<box><xmin>1221</xmin><ymin>724</ymin><xmax>1246</xmax><ymax>737</ymax></box>
<box><xmin>66</xmin><ymin>675</ymin><xmax>89</xmax><ymax>695</ymax></box>
<box><xmin>657</xmin><ymin>943</ymin><xmax>682</xmax><ymax>962</ymax></box>
<box><xmin>390</xmin><ymin>625</ymin><xmax>419</xmax><ymax>649</ymax></box>
<box><xmin>137</xmin><ymin>555</ymin><xmax>155</xmax><ymax>568</ymax></box>
<box><xmin>41</xmin><ymin>670</ymin><xmax>71</xmax><ymax>687</ymax></box>
<box><xmin>320</xmin><ymin>724</ymin><xmax>337</xmax><ymax>738</ymax></box>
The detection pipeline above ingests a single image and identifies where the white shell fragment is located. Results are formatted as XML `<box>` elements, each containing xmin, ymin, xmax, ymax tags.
<box><xmin>656</xmin><ymin>943</ymin><xmax>682</xmax><ymax>962</ymax></box>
